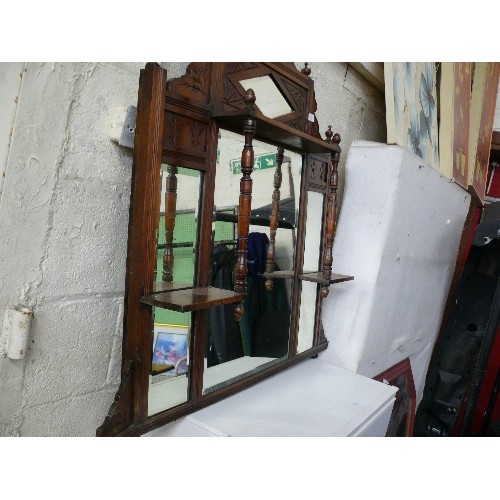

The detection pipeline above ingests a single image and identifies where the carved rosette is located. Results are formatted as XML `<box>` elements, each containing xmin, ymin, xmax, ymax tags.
<box><xmin>307</xmin><ymin>156</ymin><xmax>328</xmax><ymax>193</ymax></box>
<box><xmin>265</xmin><ymin>146</ymin><xmax>285</xmax><ymax>291</ymax></box>
<box><xmin>320</xmin><ymin>129</ymin><xmax>341</xmax><ymax>299</ymax></box>
<box><xmin>162</xmin><ymin>165</ymin><xmax>178</xmax><ymax>282</ymax></box>
<box><xmin>233</xmin><ymin>90</ymin><xmax>257</xmax><ymax>321</ymax></box>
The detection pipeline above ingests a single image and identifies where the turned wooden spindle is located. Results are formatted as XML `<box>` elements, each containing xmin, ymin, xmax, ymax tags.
<box><xmin>162</xmin><ymin>165</ymin><xmax>178</xmax><ymax>282</ymax></box>
<box><xmin>264</xmin><ymin>146</ymin><xmax>285</xmax><ymax>291</ymax></box>
<box><xmin>320</xmin><ymin>130</ymin><xmax>341</xmax><ymax>299</ymax></box>
<box><xmin>233</xmin><ymin>89</ymin><xmax>257</xmax><ymax>321</ymax></box>
<box><xmin>301</xmin><ymin>62</ymin><xmax>311</xmax><ymax>77</ymax></box>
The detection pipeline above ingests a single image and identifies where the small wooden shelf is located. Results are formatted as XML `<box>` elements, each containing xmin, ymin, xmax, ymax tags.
<box><xmin>264</xmin><ymin>270</ymin><xmax>354</xmax><ymax>285</ymax></box>
<box><xmin>141</xmin><ymin>287</ymin><xmax>245</xmax><ymax>313</ymax></box>
<box><xmin>299</xmin><ymin>272</ymin><xmax>354</xmax><ymax>285</ymax></box>
<box><xmin>212</xmin><ymin>111</ymin><xmax>340</xmax><ymax>155</ymax></box>
<box><xmin>152</xmin><ymin>281</ymin><xmax>194</xmax><ymax>293</ymax></box>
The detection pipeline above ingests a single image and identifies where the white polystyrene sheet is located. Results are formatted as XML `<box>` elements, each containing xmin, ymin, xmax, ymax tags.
<box><xmin>320</xmin><ymin>141</ymin><xmax>471</xmax><ymax>404</ymax></box>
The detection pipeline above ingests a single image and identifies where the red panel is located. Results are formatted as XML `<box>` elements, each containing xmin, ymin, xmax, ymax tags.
<box><xmin>459</xmin><ymin>206</ymin><xmax>483</xmax><ymax>270</ymax></box>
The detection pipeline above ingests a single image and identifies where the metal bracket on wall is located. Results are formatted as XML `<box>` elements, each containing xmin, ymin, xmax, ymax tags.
<box><xmin>110</xmin><ymin>105</ymin><xmax>137</xmax><ymax>149</ymax></box>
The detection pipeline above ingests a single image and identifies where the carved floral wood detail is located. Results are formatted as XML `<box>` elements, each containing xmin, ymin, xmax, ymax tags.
<box><xmin>221</xmin><ymin>63</ymin><xmax>320</xmax><ymax>134</ymax></box>
<box><xmin>307</xmin><ymin>156</ymin><xmax>329</xmax><ymax>193</ymax></box>
<box><xmin>164</xmin><ymin>113</ymin><xmax>207</xmax><ymax>153</ymax></box>
<box><xmin>288</xmin><ymin>118</ymin><xmax>305</xmax><ymax>132</ymax></box>
<box><xmin>223</xmin><ymin>78</ymin><xmax>246</xmax><ymax>110</ymax></box>
<box><xmin>226</xmin><ymin>62</ymin><xmax>260</xmax><ymax>74</ymax></box>
<box><xmin>164</xmin><ymin>113</ymin><xmax>178</xmax><ymax>147</ymax></box>
<box><xmin>279</xmin><ymin>76</ymin><xmax>307</xmax><ymax>122</ymax></box>
<box><xmin>168</xmin><ymin>62</ymin><xmax>212</xmax><ymax>107</ymax></box>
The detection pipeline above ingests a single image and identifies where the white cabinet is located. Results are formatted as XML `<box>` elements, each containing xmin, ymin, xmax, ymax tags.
<box><xmin>144</xmin><ymin>358</ymin><xmax>398</xmax><ymax>437</ymax></box>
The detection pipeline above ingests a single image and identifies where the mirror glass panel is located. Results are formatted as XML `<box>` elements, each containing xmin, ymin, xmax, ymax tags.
<box><xmin>148</xmin><ymin>166</ymin><xmax>201</xmax><ymax>416</ymax></box>
<box><xmin>240</xmin><ymin>76</ymin><xmax>292</xmax><ymax>119</ymax></box>
<box><xmin>297</xmin><ymin>190</ymin><xmax>324</xmax><ymax>353</ymax></box>
<box><xmin>203</xmin><ymin>129</ymin><xmax>297</xmax><ymax>393</ymax></box>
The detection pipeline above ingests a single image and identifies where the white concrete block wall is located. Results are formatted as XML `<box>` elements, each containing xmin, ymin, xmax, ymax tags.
<box><xmin>0</xmin><ymin>63</ymin><xmax>23</xmax><ymax>200</ymax></box>
<box><xmin>0</xmin><ymin>62</ymin><xmax>144</xmax><ymax>436</ymax></box>
<box><xmin>0</xmin><ymin>62</ymin><xmax>385</xmax><ymax>436</ymax></box>
<box><xmin>304</xmin><ymin>63</ymin><xmax>387</xmax><ymax>204</ymax></box>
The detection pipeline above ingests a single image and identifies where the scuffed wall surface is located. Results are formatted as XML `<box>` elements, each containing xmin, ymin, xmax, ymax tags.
<box><xmin>0</xmin><ymin>63</ymin><xmax>24</xmax><ymax>201</ymax></box>
<box><xmin>0</xmin><ymin>63</ymin><xmax>143</xmax><ymax>436</ymax></box>
<box><xmin>0</xmin><ymin>62</ymin><xmax>385</xmax><ymax>436</ymax></box>
<box><xmin>304</xmin><ymin>62</ymin><xmax>386</xmax><ymax>204</ymax></box>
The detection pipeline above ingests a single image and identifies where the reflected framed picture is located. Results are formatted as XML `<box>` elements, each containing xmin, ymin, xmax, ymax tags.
<box><xmin>151</xmin><ymin>324</ymin><xmax>189</xmax><ymax>376</ymax></box>
<box><xmin>374</xmin><ymin>358</ymin><xmax>416</xmax><ymax>437</ymax></box>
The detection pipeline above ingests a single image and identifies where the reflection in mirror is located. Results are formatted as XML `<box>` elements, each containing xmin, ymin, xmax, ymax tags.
<box><xmin>297</xmin><ymin>190</ymin><xmax>324</xmax><ymax>353</ymax></box>
<box><xmin>148</xmin><ymin>166</ymin><xmax>201</xmax><ymax>416</ymax></box>
<box><xmin>240</xmin><ymin>76</ymin><xmax>292</xmax><ymax>119</ymax></box>
<box><xmin>203</xmin><ymin>130</ymin><xmax>297</xmax><ymax>393</ymax></box>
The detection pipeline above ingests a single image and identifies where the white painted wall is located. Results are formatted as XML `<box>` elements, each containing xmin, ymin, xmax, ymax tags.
<box><xmin>0</xmin><ymin>62</ymin><xmax>386</xmax><ymax>436</ymax></box>
<box><xmin>0</xmin><ymin>63</ymin><xmax>24</xmax><ymax>200</ymax></box>
<box><xmin>307</xmin><ymin>63</ymin><xmax>387</xmax><ymax>204</ymax></box>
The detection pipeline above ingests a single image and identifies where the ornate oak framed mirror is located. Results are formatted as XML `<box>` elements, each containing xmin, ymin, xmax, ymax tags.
<box><xmin>97</xmin><ymin>62</ymin><xmax>353</xmax><ymax>437</ymax></box>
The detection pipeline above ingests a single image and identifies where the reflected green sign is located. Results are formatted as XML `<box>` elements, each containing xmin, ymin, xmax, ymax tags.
<box><xmin>231</xmin><ymin>153</ymin><xmax>276</xmax><ymax>175</ymax></box>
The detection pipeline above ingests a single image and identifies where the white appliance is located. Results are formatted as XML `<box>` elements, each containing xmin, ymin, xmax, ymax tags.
<box><xmin>143</xmin><ymin>358</ymin><xmax>398</xmax><ymax>437</ymax></box>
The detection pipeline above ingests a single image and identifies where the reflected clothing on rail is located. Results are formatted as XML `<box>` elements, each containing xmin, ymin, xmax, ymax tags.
<box><xmin>207</xmin><ymin>233</ymin><xmax>291</xmax><ymax>367</ymax></box>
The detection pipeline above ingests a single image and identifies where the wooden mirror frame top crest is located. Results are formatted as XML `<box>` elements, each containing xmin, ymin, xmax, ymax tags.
<box><xmin>97</xmin><ymin>62</ymin><xmax>350</xmax><ymax>437</ymax></box>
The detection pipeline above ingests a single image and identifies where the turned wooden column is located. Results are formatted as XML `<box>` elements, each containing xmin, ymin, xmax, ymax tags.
<box><xmin>162</xmin><ymin>165</ymin><xmax>178</xmax><ymax>282</ymax></box>
<box><xmin>234</xmin><ymin>89</ymin><xmax>257</xmax><ymax>321</ymax></box>
<box><xmin>320</xmin><ymin>126</ymin><xmax>341</xmax><ymax>298</ymax></box>
<box><xmin>264</xmin><ymin>146</ymin><xmax>285</xmax><ymax>291</ymax></box>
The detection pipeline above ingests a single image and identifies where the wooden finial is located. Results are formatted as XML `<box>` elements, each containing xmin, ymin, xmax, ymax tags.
<box><xmin>333</xmin><ymin>133</ymin><xmax>341</xmax><ymax>145</ymax></box>
<box><xmin>301</xmin><ymin>63</ymin><xmax>311</xmax><ymax>76</ymax></box>
<box><xmin>244</xmin><ymin>88</ymin><xmax>256</xmax><ymax>107</ymax></box>
<box><xmin>325</xmin><ymin>125</ymin><xmax>333</xmax><ymax>143</ymax></box>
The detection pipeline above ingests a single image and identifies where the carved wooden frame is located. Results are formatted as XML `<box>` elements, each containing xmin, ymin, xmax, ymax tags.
<box><xmin>97</xmin><ymin>62</ymin><xmax>344</xmax><ymax>437</ymax></box>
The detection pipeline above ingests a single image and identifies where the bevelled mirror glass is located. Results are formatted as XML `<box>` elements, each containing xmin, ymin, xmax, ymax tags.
<box><xmin>239</xmin><ymin>76</ymin><xmax>293</xmax><ymax>119</ymax></box>
<box><xmin>297</xmin><ymin>191</ymin><xmax>324</xmax><ymax>353</ymax></box>
<box><xmin>148</xmin><ymin>166</ymin><xmax>202</xmax><ymax>416</ymax></box>
<box><xmin>202</xmin><ymin>129</ymin><xmax>298</xmax><ymax>393</ymax></box>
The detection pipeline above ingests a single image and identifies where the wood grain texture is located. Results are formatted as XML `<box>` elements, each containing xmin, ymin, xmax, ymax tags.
<box><xmin>321</xmin><ymin>133</ymin><xmax>341</xmax><ymax>298</ymax></box>
<box><xmin>141</xmin><ymin>287</ymin><xmax>245</xmax><ymax>312</ymax></box>
<box><xmin>98</xmin><ymin>63</ymin><xmax>167</xmax><ymax>435</ymax></box>
<box><xmin>212</xmin><ymin>111</ymin><xmax>338</xmax><ymax>154</ymax></box>
<box><xmin>233</xmin><ymin>93</ymin><xmax>257</xmax><ymax>321</ymax></box>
